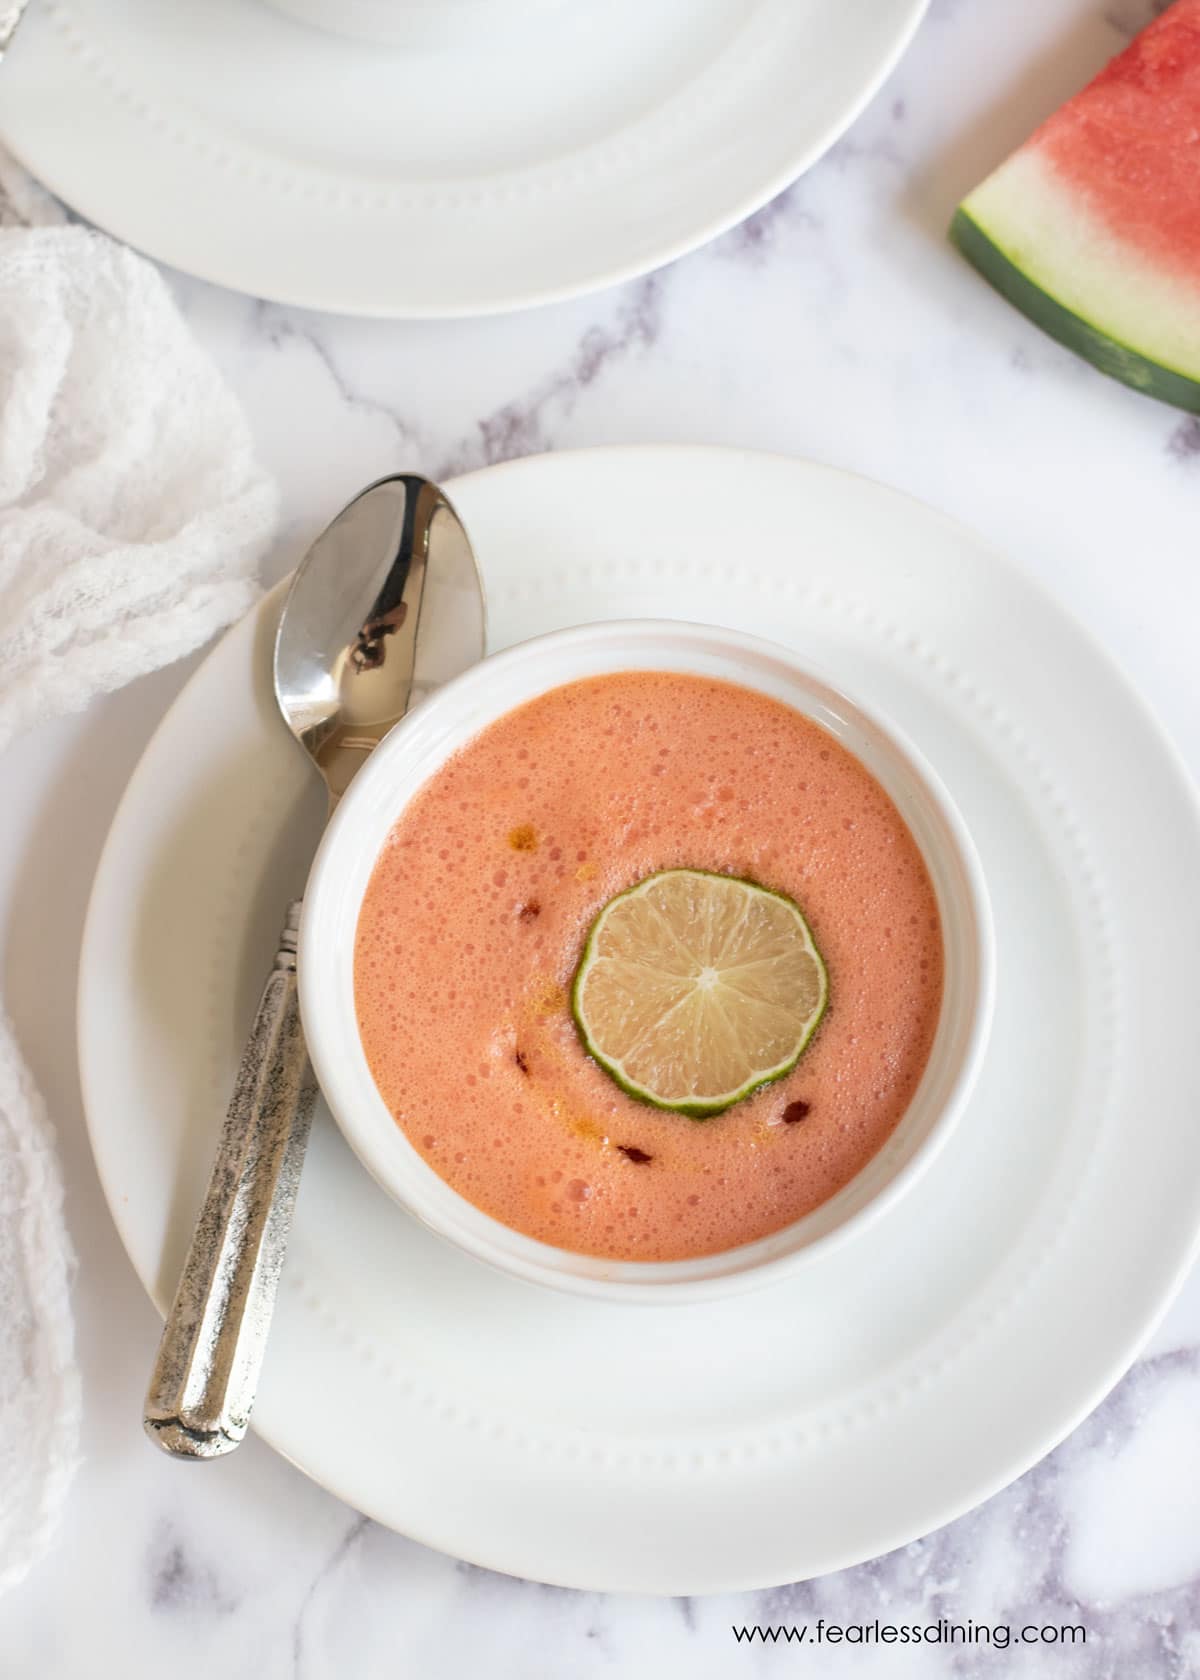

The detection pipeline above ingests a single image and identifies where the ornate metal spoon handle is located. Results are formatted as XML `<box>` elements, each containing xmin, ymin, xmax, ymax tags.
<box><xmin>144</xmin><ymin>902</ymin><xmax>318</xmax><ymax>1458</ymax></box>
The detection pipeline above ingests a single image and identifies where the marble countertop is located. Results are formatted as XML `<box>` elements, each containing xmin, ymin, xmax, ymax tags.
<box><xmin>3</xmin><ymin>0</ymin><xmax>1200</xmax><ymax>1673</ymax></box>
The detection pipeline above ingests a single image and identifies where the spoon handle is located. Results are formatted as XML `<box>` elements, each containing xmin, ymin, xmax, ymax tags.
<box><xmin>144</xmin><ymin>901</ymin><xmax>318</xmax><ymax>1458</ymax></box>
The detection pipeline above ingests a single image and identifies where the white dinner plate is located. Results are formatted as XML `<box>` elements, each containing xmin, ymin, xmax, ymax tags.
<box><xmin>0</xmin><ymin>0</ymin><xmax>926</xmax><ymax>317</ymax></box>
<box><xmin>79</xmin><ymin>448</ymin><xmax>1200</xmax><ymax>1593</ymax></box>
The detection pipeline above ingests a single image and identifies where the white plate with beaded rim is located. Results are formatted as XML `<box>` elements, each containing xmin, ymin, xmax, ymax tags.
<box><xmin>79</xmin><ymin>447</ymin><xmax>1200</xmax><ymax>1593</ymax></box>
<box><xmin>0</xmin><ymin>0</ymin><xmax>926</xmax><ymax>317</ymax></box>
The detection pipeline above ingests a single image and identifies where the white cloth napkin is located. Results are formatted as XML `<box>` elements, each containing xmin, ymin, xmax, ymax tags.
<box><xmin>0</xmin><ymin>152</ymin><xmax>277</xmax><ymax>1591</ymax></box>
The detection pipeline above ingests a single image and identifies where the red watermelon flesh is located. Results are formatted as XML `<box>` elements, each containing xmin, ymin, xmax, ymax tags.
<box><xmin>1041</xmin><ymin>3</ymin><xmax>1200</xmax><ymax>277</ymax></box>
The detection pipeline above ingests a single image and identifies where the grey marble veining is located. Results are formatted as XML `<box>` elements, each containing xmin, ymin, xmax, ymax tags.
<box><xmin>1</xmin><ymin>0</ymin><xmax>1199</xmax><ymax>1674</ymax></box>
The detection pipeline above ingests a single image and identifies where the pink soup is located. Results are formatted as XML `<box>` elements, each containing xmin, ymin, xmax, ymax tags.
<box><xmin>354</xmin><ymin>672</ymin><xmax>943</xmax><ymax>1262</ymax></box>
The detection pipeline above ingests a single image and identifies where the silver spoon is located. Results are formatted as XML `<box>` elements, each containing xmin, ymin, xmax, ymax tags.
<box><xmin>144</xmin><ymin>473</ymin><xmax>485</xmax><ymax>1458</ymax></box>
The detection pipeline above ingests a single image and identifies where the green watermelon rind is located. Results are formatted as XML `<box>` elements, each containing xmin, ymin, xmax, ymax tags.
<box><xmin>951</xmin><ymin>206</ymin><xmax>1200</xmax><ymax>416</ymax></box>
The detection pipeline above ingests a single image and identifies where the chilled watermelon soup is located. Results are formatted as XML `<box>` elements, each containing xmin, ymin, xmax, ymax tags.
<box><xmin>353</xmin><ymin>671</ymin><xmax>944</xmax><ymax>1263</ymax></box>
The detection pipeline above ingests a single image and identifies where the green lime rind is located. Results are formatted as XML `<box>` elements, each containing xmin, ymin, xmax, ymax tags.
<box><xmin>950</xmin><ymin>207</ymin><xmax>1200</xmax><ymax>415</ymax></box>
<box><xmin>570</xmin><ymin>868</ymin><xmax>829</xmax><ymax>1121</ymax></box>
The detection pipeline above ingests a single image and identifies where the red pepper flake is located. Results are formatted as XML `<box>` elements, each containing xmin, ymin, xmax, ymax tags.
<box><xmin>617</xmin><ymin>1145</ymin><xmax>653</xmax><ymax>1164</ymax></box>
<box><xmin>517</xmin><ymin>900</ymin><xmax>541</xmax><ymax>922</ymax></box>
<box><xmin>782</xmin><ymin>1100</ymin><xmax>812</xmax><ymax>1124</ymax></box>
<box><xmin>514</xmin><ymin>1049</ymin><xmax>530</xmax><ymax>1076</ymax></box>
<box><xmin>508</xmin><ymin>824</ymin><xmax>537</xmax><ymax>852</ymax></box>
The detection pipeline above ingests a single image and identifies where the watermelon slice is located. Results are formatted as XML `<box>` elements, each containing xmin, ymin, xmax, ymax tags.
<box><xmin>952</xmin><ymin>0</ymin><xmax>1200</xmax><ymax>412</ymax></box>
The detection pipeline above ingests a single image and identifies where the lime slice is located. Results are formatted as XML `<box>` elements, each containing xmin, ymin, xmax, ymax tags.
<box><xmin>571</xmin><ymin>869</ymin><xmax>828</xmax><ymax>1118</ymax></box>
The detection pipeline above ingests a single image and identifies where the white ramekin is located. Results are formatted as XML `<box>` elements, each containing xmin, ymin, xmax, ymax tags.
<box><xmin>299</xmin><ymin>620</ymin><xmax>994</xmax><ymax>1303</ymax></box>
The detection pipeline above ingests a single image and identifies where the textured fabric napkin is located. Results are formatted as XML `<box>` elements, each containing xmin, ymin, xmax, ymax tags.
<box><xmin>0</xmin><ymin>152</ymin><xmax>277</xmax><ymax>1591</ymax></box>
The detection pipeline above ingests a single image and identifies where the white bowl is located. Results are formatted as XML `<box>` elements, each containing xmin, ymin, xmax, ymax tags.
<box><xmin>299</xmin><ymin>620</ymin><xmax>994</xmax><ymax>1302</ymax></box>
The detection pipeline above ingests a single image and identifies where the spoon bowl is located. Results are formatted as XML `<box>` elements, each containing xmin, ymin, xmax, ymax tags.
<box><xmin>275</xmin><ymin>474</ymin><xmax>485</xmax><ymax>803</ymax></box>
